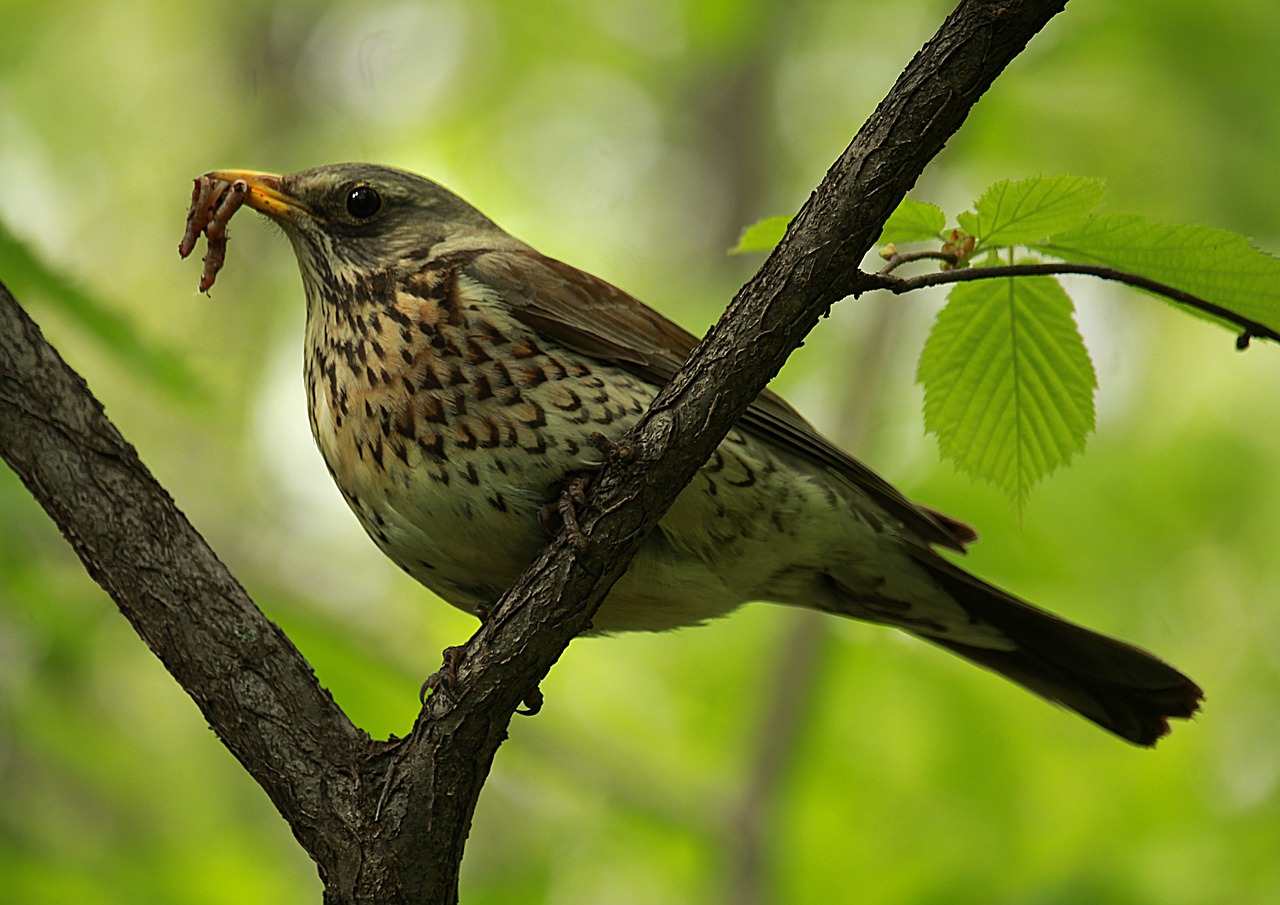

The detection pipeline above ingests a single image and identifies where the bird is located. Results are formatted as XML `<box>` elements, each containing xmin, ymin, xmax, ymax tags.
<box><xmin>180</xmin><ymin>162</ymin><xmax>1202</xmax><ymax>746</ymax></box>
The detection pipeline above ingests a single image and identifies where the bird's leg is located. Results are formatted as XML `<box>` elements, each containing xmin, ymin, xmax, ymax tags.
<box><xmin>539</xmin><ymin>475</ymin><xmax>592</xmax><ymax>551</ymax></box>
<box><xmin>587</xmin><ymin>429</ymin><xmax>635</xmax><ymax>465</ymax></box>
<box><xmin>537</xmin><ymin>431</ymin><xmax>637</xmax><ymax>548</ymax></box>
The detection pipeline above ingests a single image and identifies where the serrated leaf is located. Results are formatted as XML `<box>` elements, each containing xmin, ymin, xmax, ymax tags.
<box><xmin>1039</xmin><ymin>214</ymin><xmax>1280</xmax><ymax>336</ymax></box>
<box><xmin>968</xmin><ymin>176</ymin><xmax>1105</xmax><ymax>247</ymax></box>
<box><xmin>918</xmin><ymin>275</ymin><xmax>1097</xmax><ymax>515</ymax></box>
<box><xmin>878</xmin><ymin>199</ymin><xmax>946</xmax><ymax>244</ymax></box>
<box><xmin>729</xmin><ymin>215</ymin><xmax>790</xmax><ymax>255</ymax></box>
<box><xmin>0</xmin><ymin>218</ymin><xmax>204</xmax><ymax>398</ymax></box>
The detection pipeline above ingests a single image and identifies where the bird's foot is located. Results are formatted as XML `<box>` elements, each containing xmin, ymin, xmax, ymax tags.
<box><xmin>419</xmin><ymin>645</ymin><xmax>464</xmax><ymax>707</ymax></box>
<box><xmin>516</xmin><ymin>684</ymin><xmax>544</xmax><ymax>717</ymax></box>
<box><xmin>539</xmin><ymin>475</ymin><xmax>592</xmax><ymax>551</ymax></box>
<box><xmin>587</xmin><ymin>430</ymin><xmax>636</xmax><ymax>464</ymax></box>
<box><xmin>418</xmin><ymin>632</ymin><xmax>543</xmax><ymax>717</ymax></box>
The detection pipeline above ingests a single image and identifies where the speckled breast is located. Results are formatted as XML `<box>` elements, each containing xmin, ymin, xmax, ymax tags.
<box><xmin>301</xmin><ymin>265</ymin><xmax>654</xmax><ymax>612</ymax></box>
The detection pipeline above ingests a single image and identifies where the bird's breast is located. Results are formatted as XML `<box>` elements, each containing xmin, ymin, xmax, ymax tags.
<box><xmin>300</xmin><ymin>281</ymin><xmax>652</xmax><ymax>610</ymax></box>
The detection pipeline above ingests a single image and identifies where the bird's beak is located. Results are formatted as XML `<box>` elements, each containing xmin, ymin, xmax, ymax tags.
<box><xmin>208</xmin><ymin>170</ymin><xmax>308</xmax><ymax>222</ymax></box>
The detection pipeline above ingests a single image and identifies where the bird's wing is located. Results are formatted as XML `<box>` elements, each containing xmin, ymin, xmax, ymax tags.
<box><xmin>466</xmin><ymin>247</ymin><xmax>975</xmax><ymax>552</ymax></box>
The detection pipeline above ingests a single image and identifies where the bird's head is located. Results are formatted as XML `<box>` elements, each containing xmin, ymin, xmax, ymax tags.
<box><xmin>209</xmin><ymin>163</ymin><xmax>514</xmax><ymax>305</ymax></box>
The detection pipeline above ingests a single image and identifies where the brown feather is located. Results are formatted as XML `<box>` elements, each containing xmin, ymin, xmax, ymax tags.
<box><xmin>467</xmin><ymin>247</ymin><xmax>976</xmax><ymax>552</ymax></box>
<box><xmin>917</xmin><ymin>555</ymin><xmax>1203</xmax><ymax>746</ymax></box>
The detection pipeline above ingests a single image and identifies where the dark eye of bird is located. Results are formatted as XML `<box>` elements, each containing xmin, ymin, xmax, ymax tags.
<box><xmin>345</xmin><ymin>185</ymin><xmax>382</xmax><ymax>219</ymax></box>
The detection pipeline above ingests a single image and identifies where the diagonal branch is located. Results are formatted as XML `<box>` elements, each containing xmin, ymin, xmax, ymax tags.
<box><xmin>0</xmin><ymin>281</ymin><xmax>370</xmax><ymax>883</ymax></box>
<box><xmin>865</xmin><ymin>261</ymin><xmax>1280</xmax><ymax>346</ymax></box>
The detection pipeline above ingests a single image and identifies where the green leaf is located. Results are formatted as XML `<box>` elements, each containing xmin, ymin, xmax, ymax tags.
<box><xmin>918</xmin><ymin>274</ymin><xmax>1097</xmax><ymax>515</ymax></box>
<box><xmin>729</xmin><ymin>215</ymin><xmax>790</xmax><ymax>254</ymax></box>
<box><xmin>1039</xmin><ymin>214</ymin><xmax>1280</xmax><ymax>335</ymax></box>
<box><xmin>965</xmin><ymin>176</ymin><xmax>1105</xmax><ymax>247</ymax></box>
<box><xmin>0</xmin><ymin>218</ymin><xmax>204</xmax><ymax>399</ymax></box>
<box><xmin>878</xmin><ymin>199</ymin><xmax>946</xmax><ymax>244</ymax></box>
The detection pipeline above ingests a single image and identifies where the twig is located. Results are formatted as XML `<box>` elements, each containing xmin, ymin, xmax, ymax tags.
<box><xmin>863</xmin><ymin>261</ymin><xmax>1280</xmax><ymax>346</ymax></box>
<box><xmin>878</xmin><ymin>249</ymin><xmax>961</xmax><ymax>274</ymax></box>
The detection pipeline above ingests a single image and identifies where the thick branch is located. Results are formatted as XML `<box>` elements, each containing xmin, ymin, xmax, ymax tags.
<box><xmin>866</xmin><ymin>261</ymin><xmax>1280</xmax><ymax>345</ymax></box>
<box><xmin>0</xmin><ymin>282</ymin><xmax>369</xmax><ymax>884</ymax></box>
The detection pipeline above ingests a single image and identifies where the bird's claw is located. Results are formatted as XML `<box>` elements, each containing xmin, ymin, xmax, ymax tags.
<box><xmin>539</xmin><ymin>476</ymin><xmax>592</xmax><ymax>551</ymax></box>
<box><xmin>419</xmin><ymin>645</ymin><xmax>464</xmax><ymax>707</ymax></box>
<box><xmin>587</xmin><ymin>430</ymin><xmax>635</xmax><ymax>464</ymax></box>
<box><xmin>516</xmin><ymin>684</ymin><xmax>544</xmax><ymax>716</ymax></box>
<box><xmin>418</xmin><ymin>639</ymin><xmax>543</xmax><ymax>717</ymax></box>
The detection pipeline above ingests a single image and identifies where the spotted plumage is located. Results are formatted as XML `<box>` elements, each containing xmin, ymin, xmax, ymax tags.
<box><xmin>182</xmin><ymin>163</ymin><xmax>1202</xmax><ymax>745</ymax></box>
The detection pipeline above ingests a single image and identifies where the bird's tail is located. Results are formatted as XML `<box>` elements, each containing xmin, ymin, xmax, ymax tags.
<box><xmin>916</xmin><ymin>558</ymin><xmax>1202</xmax><ymax>746</ymax></box>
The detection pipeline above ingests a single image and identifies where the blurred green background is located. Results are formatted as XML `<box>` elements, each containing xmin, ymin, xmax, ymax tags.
<box><xmin>2</xmin><ymin>0</ymin><xmax>1278</xmax><ymax>902</ymax></box>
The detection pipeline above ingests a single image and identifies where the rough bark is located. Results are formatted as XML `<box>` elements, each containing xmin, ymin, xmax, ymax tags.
<box><xmin>0</xmin><ymin>1</ymin><xmax>1067</xmax><ymax>902</ymax></box>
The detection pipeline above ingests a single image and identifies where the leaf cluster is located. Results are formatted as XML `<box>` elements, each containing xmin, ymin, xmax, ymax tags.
<box><xmin>738</xmin><ymin>175</ymin><xmax>1280</xmax><ymax>513</ymax></box>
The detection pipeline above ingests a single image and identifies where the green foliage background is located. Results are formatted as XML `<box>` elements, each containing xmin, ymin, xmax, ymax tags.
<box><xmin>2</xmin><ymin>1</ymin><xmax>1278</xmax><ymax>902</ymax></box>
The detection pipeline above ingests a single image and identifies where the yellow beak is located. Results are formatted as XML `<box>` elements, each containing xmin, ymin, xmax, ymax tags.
<box><xmin>207</xmin><ymin>170</ymin><xmax>308</xmax><ymax>221</ymax></box>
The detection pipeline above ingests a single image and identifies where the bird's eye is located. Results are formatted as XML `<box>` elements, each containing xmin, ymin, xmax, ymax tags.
<box><xmin>345</xmin><ymin>185</ymin><xmax>382</xmax><ymax>219</ymax></box>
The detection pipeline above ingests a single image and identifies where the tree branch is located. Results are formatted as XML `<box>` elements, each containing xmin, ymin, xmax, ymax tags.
<box><xmin>865</xmin><ymin>260</ymin><xmax>1280</xmax><ymax>346</ymax></box>
<box><xmin>879</xmin><ymin>248</ymin><xmax>963</xmax><ymax>273</ymax></box>
<box><xmin>0</xmin><ymin>281</ymin><xmax>371</xmax><ymax>885</ymax></box>
<box><xmin>0</xmin><ymin>1</ymin><xmax>1070</xmax><ymax>902</ymax></box>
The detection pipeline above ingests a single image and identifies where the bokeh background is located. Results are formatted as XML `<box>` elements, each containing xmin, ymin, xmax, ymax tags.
<box><xmin>3</xmin><ymin>1</ymin><xmax>1279</xmax><ymax>902</ymax></box>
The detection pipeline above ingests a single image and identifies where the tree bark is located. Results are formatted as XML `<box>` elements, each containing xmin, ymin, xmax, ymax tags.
<box><xmin>0</xmin><ymin>1</ymin><xmax>1068</xmax><ymax>901</ymax></box>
